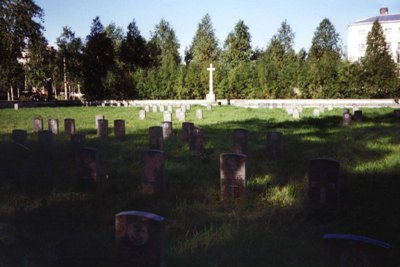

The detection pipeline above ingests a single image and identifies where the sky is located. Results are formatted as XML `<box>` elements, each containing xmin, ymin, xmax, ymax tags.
<box><xmin>35</xmin><ymin>0</ymin><xmax>399</xmax><ymax>57</ymax></box>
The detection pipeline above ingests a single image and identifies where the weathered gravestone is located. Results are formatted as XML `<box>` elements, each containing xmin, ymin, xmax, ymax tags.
<box><xmin>313</xmin><ymin>108</ymin><xmax>320</xmax><ymax>117</ymax></box>
<box><xmin>181</xmin><ymin>122</ymin><xmax>194</xmax><ymax>142</ymax></box>
<box><xmin>95</xmin><ymin>114</ymin><xmax>105</xmax><ymax>129</ymax></box>
<box><xmin>233</xmin><ymin>128</ymin><xmax>248</xmax><ymax>155</ymax></box>
<box><xmin>115</xmin><ymin>211</ymin><xmax>165</xmax><ymax>267</ymax></box>
<box><xmin>97</xmin><ymin>119</ymin><xmax>109</xmax><ymax>138</ymax></box>
<box><xmin>322</xmin><ymin>233</ymin><xmax>392</xmax><ymax>267</ymax></box>
<box><xmin>196</xmin><ymin>109</ymin><xmax>203</xmax><ymax>120</ymax></box>
<box><xmin>176</xmin><ymin>109</ymin><xmax>185</xmax><ymax>122</ymax></box>
<box><xmin>48</xmin><ymin>118</ymin><xmax>59</xmax><ymax>135</ymax></box>
<box><xmin>75</xmin><ymin>147</ymin><xmax>99</xmax><ymax>188</ymax></box>
<box><xmin>393</xmin><ymin>109</ymin><xmax>400</xmax><ymax>118</ymax></box>
<box><xmin>319</xmin><ymin>105</ymin><xmax>325</xmax><ymax>113</ymax></box>
<box><xmin>142</xmin><ymin>150</ymin><xmax>165</xmax><ymax>194</ymax></box>
<box><xmin>139</xmin><ymin>110</ymin><xmax>146</xmax><ymax>120</ymax></box>
<box><xmin>354</xmin><ymin>110</ymin><xmax>363</xmax><ymax>122</ymax></box>
<box><xmin>308</xmin><ymin>158</ymin><xmax>340</xmax><ymax>208</ymax></box>
<box><xmin>64</xmin><ymin>118</ymin><xmax>76</xmax><ymax>135</ymax></box>
<box><xmin>207</xmin><ymin>103</ymin><xmax>212</xmax><ymax>111</ymax></box>
<box><xmin>189</xmin><ymin>127</ymin><xmax>204</xmax><ymax>155</ymax></box>
<box><xmin>12</xmin><ymin>129</ymin><xmax>27</xmax><ymax>145</ymax></box>
<box><xmin>292</xmin><ymin>108</ymin><xmax>300</xmax><ymax>119</ymax></box>
<box><xmin>144</xmin><ymin>105</ymin><xmax>150</xmax><ymax>112</ymax></box>
<box><xmin>167</xmin><ymin>105</ymin><xmax>173</xmax><ymax>112</ymax></box>
<box><xmin>266</xmin><ymin>131</ymin><xmax>283</xmax><ymax>157</ymax></box>
<box><xmin>161</xmin><ymin>121</ymin><xmax>172</xmax><ymax>140</ymax></box>
<box><xmin>71</xmin><ymin>133</ymin><xmax>86</xmax><ymax>149</ymax></box>
<box><xmin>163</xmin><ymin>111</ymin><xmax>172</xmax><ymax>122</ymax></box>
<box><xmin>343</xmin><ymin>113</ymin><xmax>352</xmax><ymax>126</ymax></box>
<box><xmin>152</xmin><ymin>105</ymin><xmax>158</xmax><ymax>113</ymax></box>
<box><xmin>159</xmin><ymin>105</ymin><xmax>165</xmax><ymax>112</ymax></box>
<box><xmin>32</xmin><ymin>116</ymin><xmax>43</xmax><ymax>133</ymax></box>
<box><xmin>186</xmin><ymin>104</ymin><xmax>191</xmax><ymax>111</ymax></box>
<box><xmin>114</xmin><ymin>120</ymin><xmax>126</xmax><ymax>140</ymax></box>
<box><xmin>38</xmin><ymin>130</ymin><xmax>52</xmax><ymax>150</ymax></box>
<box><xmin>14</xmin><ymin>103</ymin><xmax>18</xmax><ymax>110</ymax></box>
<box><xmin>220</xmin><ymin>153</ymin><xmax>247</xmax><ymax>201</ymax></box>
<box><xmin>149</xmin><ymin>126</ymin><xmax>163</xmax><ymax>150</ymax></box>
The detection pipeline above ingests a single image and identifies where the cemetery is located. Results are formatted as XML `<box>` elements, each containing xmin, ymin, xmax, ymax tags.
<box><xmin>0</xmin><ymin>104</ymin><xmax>399</xmax><ymax>266</ymax></box>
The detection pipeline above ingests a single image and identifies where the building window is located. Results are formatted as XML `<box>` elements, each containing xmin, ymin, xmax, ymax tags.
<box><xmin>385</xmin><ymin>28</ymin><xmax>392</xmax><ymax>36</ymax></box>
<box><xmin>358</xmin><ymin>44</ymin><xmax>366</xmax><ymax>52</ymax></box>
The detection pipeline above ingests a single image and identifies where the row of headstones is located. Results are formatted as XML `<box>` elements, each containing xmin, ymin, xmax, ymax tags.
<box><xmin>138</xmin><ymin>108</ymin><xmax>205</xmax><ymax>122</ymax></box>
<box><xmin>115</xmin><ymin>210</ymin><xmax>392</xmax><ymax>266</ymax></box>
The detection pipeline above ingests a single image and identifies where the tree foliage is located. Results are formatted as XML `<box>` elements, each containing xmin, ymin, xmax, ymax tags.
<box><xmin>191</xmin><ymin>14</ymin><xmax>219</xmax><ymax>63</ymax></box>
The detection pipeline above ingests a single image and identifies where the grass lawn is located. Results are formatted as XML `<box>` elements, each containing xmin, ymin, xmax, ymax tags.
<box><xmin>0</xmin><ymin>105</ymin><xmax>399</xmax><ymax>266</ymax></box>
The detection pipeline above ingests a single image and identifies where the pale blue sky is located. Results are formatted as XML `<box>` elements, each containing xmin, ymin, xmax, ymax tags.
<box><xmin>36</xmin><ymin>0</ymin><xmax>399</xmax><ymax>56</ymax></box>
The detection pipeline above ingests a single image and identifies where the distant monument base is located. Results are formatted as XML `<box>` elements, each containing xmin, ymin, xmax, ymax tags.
<box><xmin>206</xmin><ymin>93</ymin><xmax>216</xmax><ymax>102</ymax></box>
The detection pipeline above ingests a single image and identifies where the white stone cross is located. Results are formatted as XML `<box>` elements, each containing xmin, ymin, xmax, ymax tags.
<box><xmin>206</xmin><ymin>64</ymin><xmax>216</xmax><ymax>102</ymax></box>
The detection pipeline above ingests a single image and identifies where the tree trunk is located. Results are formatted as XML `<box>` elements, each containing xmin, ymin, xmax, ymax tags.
<box><xmin>17</xmin><ymin>87</ymin><xmax>20</xmax><ymax>99</ymax></box>
<box><xmin>10</xmin><ymin>85</ymin><xmax>14</xmax><ymax>101</ymax></box>
<box><xmin>63</xmin><ymin>56</ymin><xmax>68</xmax><ymax>100</ymax></box>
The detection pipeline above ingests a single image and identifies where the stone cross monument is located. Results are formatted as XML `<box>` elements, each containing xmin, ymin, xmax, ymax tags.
<box><xmin>206</xmin><ymin>64</ymin><xmax>216</xmax><ymax>102</ymax></box>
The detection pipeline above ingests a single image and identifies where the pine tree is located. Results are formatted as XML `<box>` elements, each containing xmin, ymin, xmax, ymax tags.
<box><xmin>190</xmin><ymin>14</ymin><xmax>219</xmax><ymax>63</ymax></box>
<box><xmin>361</xmin><ymin>20</ymin><xmax>399</xmax><ymax>97</ymax></box>
<box><xmin>223</xmin><ymin>20</ymin><xmax>252</xmax><ymax>66</ymax></box>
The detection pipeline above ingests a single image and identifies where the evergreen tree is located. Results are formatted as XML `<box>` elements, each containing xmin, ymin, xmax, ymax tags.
<box><xmin>190</xmin><ymin>14</ymin><xmax>219</xmax><ymax>63</ymax></box>
<box><xmin>82</xmin><ymin>17</ymin><xmax>114</xmax><ymax>100</ymax></box>
<box><xmin>361</xmin><ymin>20</ymin><xmax>399</xmax><ymax>97</ymax></box>
<box><xmin>223</xmin><ymin>20</ymin><xmax>252</xmax><ymax>66</ymax></box>
<box><xmin>309</xmin><ymin>18</ymin><xmax>341</xmax><ymax>60</ymax></box>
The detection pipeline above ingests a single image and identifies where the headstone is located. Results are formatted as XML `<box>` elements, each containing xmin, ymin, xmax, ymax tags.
<box><xmin>163</xmin><ymin>111</ymin><xmax>172</xmax><ymax>122</ymax></box>
<box><xmin>32</xmin><ymin>116</ymin><xmax>43</xmax><ymax>133</ymax></box>
<box><xmin>181</xmin><ymin>122</ymin><xmax>194</xmax><ymax>142</ymax></box>
<box><xmin>142</xmin><ymin>150</ymin><xmax>165</xmax><ymax>194</ymax></box>
<box><xmin>233</xmin><ymin>128</ymin><xmax>248</xmax><ymax>155</ymax></box>
<box><xmin>97</xmin><ymin>119</ymin><xmax>108</xmax><ymax>138</ymax></box>
<box><xmin>95</xmin><ymin>114</ymin><xmax>105</xmax><ymax>129</ymax></box>
<box><xmin>139</xmin><ymin>110</ymin><xmax>146</xmax><ymax>120</ymax></box>
<box><xmin>76</xmin><ymin>147</ymin><xmax>99</xmax><ymax>188</ymax></box>
<box><xmin>313</xmin><ymin>108</ymin><xmax>320</xmax><ymax>117</ymax></box>
<box><xmin>181</xmin><ymin>105</ymin><xmax>186</xmax><ymax>114</ymax></box>
<box><xmin>161</xmin><ymin>121</ymin><xmax>172</xmax><ymax>140</ymax></box>
<box><xmin>152</xmin><ymin>105</ymin><xmax>158</xmax><ymax>113</ymax></box>
<box><xmin>322</xmin><ymin>233</ymin><xmax>392</xmax><ymax>267</ymax></box>
<box><xmin>343</xmin><ymin>108</ymin><xmax>350</xmax><ymax>115</ymax></box>
<box><xmin>14</xmin><ymin>103</ymin><xmax>18</xmax><ymax>110</ymax></box>
<box><xmin>327</xmin><ymin>105</ymin><xmax>333</xmax><ymax>111</ymax></box>
<box><xmin>149</xmin><ymin>126</ymin><xmax>163</xmax><ymax>150</ymax></box>
<box><xmin>207</xmin><ymin>103</ymin><xmax>212</xmax><ymax>111</ymax></box>
<box><xmin>38</xmin><ymin>130</ymin><xmax>52</xmax><ymax>149</ymax></box>
<box><xmin>167</xmin><ymin>105</ymin><xmax>173</xmax><ymax>112</ymax></box>
<box><xmin>308</xmin><ymin>158</ymin><xmax>339</xmax><ymax>208</ymax></box>
<box><xmin>319</xmin><ymin>105</ymin><xmax>325</xmax><ymax>113</ymax></box>
<box><xmin>220</xmin><ymin>153</ymin><xmax>247</xmax><ymax>201</ymax></box>
<box><xmin>343</xmin><ymin>113</ymin><xmax>352</xmax><ymax>126</ymax></box>
<box><xmin>292</xmin><ymin>108</ymin><xmax>300</xmax><ymax>119</ymax></box>
<box><xmin>393</xmin><ymin>109</ymin><xmax>400</xmax><ymax>118</ymax></box>
<box><xmin>178</xmin><ymin>110</ymin><xmax>185</xmax><ymax>122</ymax></box>
<box><xmin>159</xmin><ymin>105</ymin><xmax>165</xmax><ymax>112</ymax></box>
<box><xmin>71</xmin><ymin>133</ymin><xmax>86</xmax><ymax>149</ymax></box>
<box><xmin>48</xmin><ymin>118</ymin><xmax>59</xmax><ymax>135</ymax></box>
<box><xmin>12</xmin><ymin>129</ymin><xmax>27</xmax><ymax>145</ymax></box>
<box><xmin>102</xmin><ymin>102</ymin><xmax>106</xmax><ymax>107</ymax></box>
<box><xmin>272</xmin><ymin>103</ymin><xmax>277</xmax><ymax>109</ymax></box>
<box><xmin>196</xmin><ymin>109</ymin><xmax>203</xmax><ymax>120</ymax></box>
<box><xmin>266</xmin><ymin>131</ymin><xmax>283</xmax><ymax>157</ymax></box>
<box><xmin>64</xmin><ymin>118</ymin><xmax>76</xmax><ymax>135</ymax></box>
<box><xmin>115</xmin><ymin>211</ymin><xmax>165</xmax><ymax>267</ymax></box>
<box><xmin>189</xmin><ymin>127</ymin><xmax>204</xmax><ymax>155</ymax></box>
<box><xmin>354</xmin><ymin>110</ymin><xmax>362</xmax><ymax>122</ymax></box>
<box><xmin>186</xmin><ymin>104</ymin><xmax>191</xmax><ymax>111</ymax></box>
<box><xmin>114</xmin><ymin>120</ymin><xmax>126</xmax><ymax>140</ymax></box>
<box><xmin>144</xmin><ymin>105</ymin><xmax>150</xmax><ymax>112</ymax></box>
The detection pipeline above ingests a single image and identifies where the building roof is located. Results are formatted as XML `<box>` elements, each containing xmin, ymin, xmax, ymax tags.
<box><xmin>351</xmin><ymin>14</ymin><xmax>400</xmax><ymax>25</ymax></box>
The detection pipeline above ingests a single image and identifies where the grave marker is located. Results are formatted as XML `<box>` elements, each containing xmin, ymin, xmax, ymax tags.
<box><xmin>14</xmin><ymin>103</ymin><xmax>18</xmax><ymax>110</ymax></box>
<box><xmin>233</xmin><ymin>128</ymin><xmax>248</xmax><ymax>155</ymax></box>
<box><xmin>97</xmin><ymin>119</ymin><xmax>108</xmax><ymax>138</ymax></box>
<box><xmin>115</xmin><ymin>211</ymin><xmax>165</xmax><ymax>267</ymax></box>
<box><xmin>308</xmin><ymin>158</ymin><xmax>339</xmax><ymax>208</ymax></box>
<box><xmin>142</xmin><ymin>150</ymin><xmax>165</xmax><ymax>194</ymax></box>
<box><xmin>343</xmin><ymin>113</ymin><xmax>352</xmax><ymax>126</ymax></box>
<box><xmin>48</xmin><ymin>118</ymin><xmax>59</xmax><ymax>135</ymax></box>
<box><xmin>161</xmin><ymin>121</ymin><xmax>172</xmax><ymax>140</ymax></box>
<box><xmin>76</xmin><ymin>147</ymin><xmax>99</xmax><ymax>188</ymax></box>
<box><xmin>313</xmin><ymin>108</ymin><xmax>320</xmax><ymax>117</ymax></box>
<box><xmin>220</xmin><ymin>153</ymin><xmax>247</xmax><ymax>201</ymax></box>
<box><xmin>64</xmin><ymin>118</ymin><xmax>76</xmax><ymax>135</ymax></box>
<box><xmin>163</xmin><ymin>111</ymin><xmax>172</xmax><ymax>122</ymax></box>
<box><xmin>95</xmin><ymin>115</ymin><xmax>105</xmax><ymax>129</ymax></box>
<box><xmin>144</xmin><ymin>105</ymin><xmax>150</xmax><ymax>112</ymax></box>
<box><xmin>354</xmin><ymin>110</ymin><xmax>362</xmax><ymax>122</ymax></box>
<box><xmin>114</xmin><ymin>120</ymin><xmax>126</xmax><ymax>140</ymax></box>
<box><xmin>196</xmin><ymin>109</ymin><xmax>203</xmax><ymax>119</ymax></box>
<box><xmin>292</xmin><ymin>108</ymin><xmax>300</xmax><ymax>119</ymax></box>
<box><xmin>139</xmin><ymin>110</ymin><xmax>146</xmax><ymax>120</ymax></box>
<box><xmin>393</xmin><ymin>109</ymin><xmax>400</xmax><ymax>118</ymax></box>
<box><xmin>266</xmin><ymin>131</ymin><xmax>283</xmax><ymax>157</ymax></box>
<box><xmin>149</xmin><ymin>126</ymin><xmax>163</xmax><ymax>150</ymax></box>
<box><xmin>152</xmin><ymin>105</ymin><xmax>158</xmax><ymax>113</ymax></box>
<box><xmin>190</xmin><ymin>127</ymin><xmax>204</xmax><ymax>155</ymax></box>
<box><xmin>181</xmin><ymin>122</ymin><xmax>194</xmax><ymax>142</ymax></box>
<box><xmin>32</xmin><ymin>116</ymin><xmax>43</xmax><ymax>133</ymax></box>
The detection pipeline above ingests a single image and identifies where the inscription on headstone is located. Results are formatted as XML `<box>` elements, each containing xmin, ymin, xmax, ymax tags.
<box><xmin>32</xmin><ymin>116</ymin><xmax>43</xmax><ymax>133</ymax></box>
<box><xmin>64</xmin><ymin>118</ymin><xmax>76</xmax><ymax>135</ymax></box>
<box><xmin>149</xmin><ymin>126</ymin><xmax>163</xmax><ymax>150</ymax></box>
<box><xmin>142</xmin><ymin>150</ymin><xmax>165</xmax><ymax>194</ymax></box>
<box><xmin>266</xmin><ymin>131</ymin><xmax>283</xmax><ymax>157</ymax></box>
<box><xmin>220</xmin><ymin>153</ymin><xmax>247</xmax><ymax>201</ymax></box>
<box><xmin>233</xmin><ymin>128</ymin><xmax>248</xmax><ymax>155</ymax></box>
<box><xmin>114</xmin><ymin>120</ymin><xmax>126</xmax><ymax>140</ymax></box>
<box><xmin>115</xmin><ymin>211</ymin><xmax>165</xmax><ymax>267</ymax></box>
<box><xmin>308</xmin><ymin>158</ymin><xmax>339</xmax><ymax>208</ymax></box>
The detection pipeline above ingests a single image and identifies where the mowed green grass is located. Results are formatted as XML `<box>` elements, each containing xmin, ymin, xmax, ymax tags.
<box><xmin>0</xmin><ymin>105</ymin><xmax>400</xmax><ymax>266</ymax></box>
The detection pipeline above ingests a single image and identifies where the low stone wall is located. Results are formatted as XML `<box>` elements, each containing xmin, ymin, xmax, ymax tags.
<box><xmin>0</xmin><ymin>100</ymin><xmax>83</xmax><ymax>109</ymax></box>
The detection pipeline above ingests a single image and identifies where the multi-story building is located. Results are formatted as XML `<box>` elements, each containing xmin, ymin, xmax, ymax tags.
<box><xmin>347</xmin><ymin>7</ymin><xmax>400</xmax><ymax>62</ymax></box>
